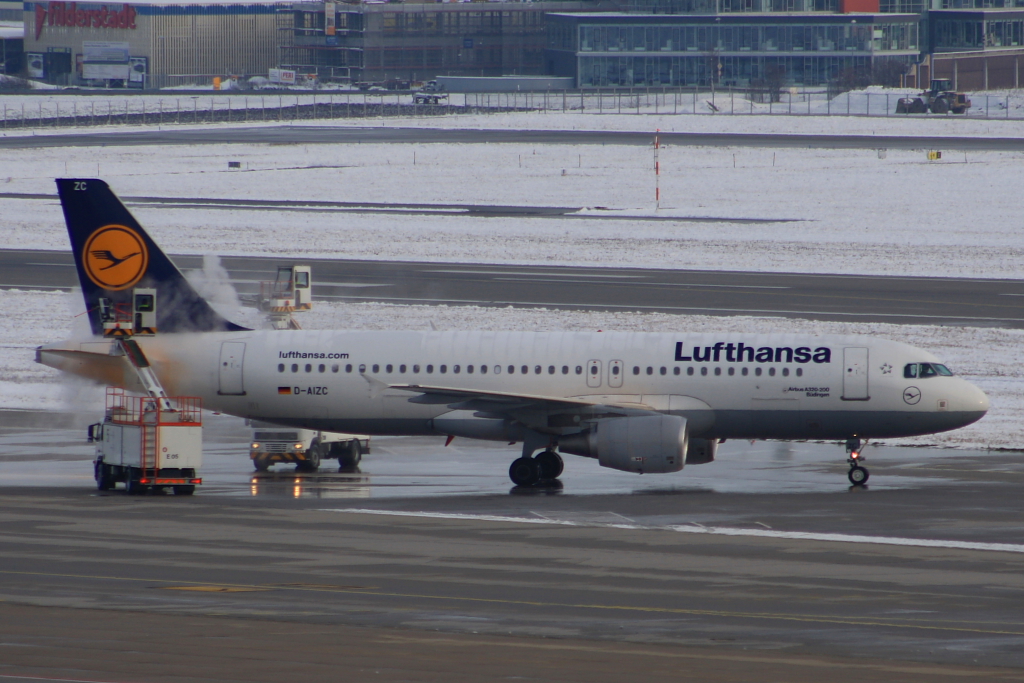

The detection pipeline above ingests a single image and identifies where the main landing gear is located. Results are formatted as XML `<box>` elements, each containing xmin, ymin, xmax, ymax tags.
<box><xmin>509</xmin><ymin>449</ymin><xmax>564</xmax><ymax>487</ymax></box>
<box><xmin>845</xmin><ymin>438</ymin><xmax>869</xmax><ymax>486</ymax></box>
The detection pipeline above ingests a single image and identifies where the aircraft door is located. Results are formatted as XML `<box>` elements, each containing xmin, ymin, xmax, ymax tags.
<box><xmin>842</xmin><ymin>347</ymin><xmax>869</xmax><ymax>401</ymax></box>
<box><xmin>608</xmin><ymin>360</ymin><xmax>623</xmax><ymax>388</ymax></box>
<box><xmin>587</xmin><ymin>360</ymin><xmax>602</xmax><ymax>388</ymax></box>
<box><xmin>218</xmin><ymin>342</ymin><xmax>246</xmax><ymax>395</ymax></box>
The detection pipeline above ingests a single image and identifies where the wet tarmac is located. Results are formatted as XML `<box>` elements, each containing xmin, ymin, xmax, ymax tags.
<box><xmin>4</xmin><ymin>408</ymin><xmax>1024</xmax><ymax>681</ymax></box>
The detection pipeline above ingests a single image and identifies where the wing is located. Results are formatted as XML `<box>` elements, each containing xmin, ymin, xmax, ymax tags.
<box><xmin>388</xmin><ymin>384</ymin><xmax>660</xmax><ymax>435</ymax></box>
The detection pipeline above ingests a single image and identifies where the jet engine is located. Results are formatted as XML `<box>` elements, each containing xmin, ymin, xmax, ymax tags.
<box><xmin>685</xmin><ymin>437</ymin><xmax>717</xmax><ymax>465</ymax></box>
<box><xmin>559</xmin><ymin>415</ymin><xmax>688</xmax><ymax>474</ymax></box>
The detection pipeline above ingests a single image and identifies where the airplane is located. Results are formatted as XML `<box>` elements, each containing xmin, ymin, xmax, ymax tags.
<box><xmin>36</xmin><ymin>179</ymin><xmax>990</xmax><ymax>487</ymax></box>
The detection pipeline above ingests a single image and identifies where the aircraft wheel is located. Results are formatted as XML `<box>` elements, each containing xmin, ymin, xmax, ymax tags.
<box><xmin>848</xmin><ymin>466</ymin><xmax>869</xmax><ymax>486</ymax></box>
<box><xmin>535</xmin><ymin>451</ymin><xmax>564</xmax><ymax>480</ymax></box>
<box><xmin>509</xmin><ymin>457</ymin><xmax>541</xmax><ymax>487</ymax></box>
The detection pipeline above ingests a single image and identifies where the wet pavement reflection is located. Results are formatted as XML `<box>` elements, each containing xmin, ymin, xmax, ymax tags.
<box><xmin>0</xmin><ymin>409</ymin><xmax>1016</xmax><ymax>500</ymax></box>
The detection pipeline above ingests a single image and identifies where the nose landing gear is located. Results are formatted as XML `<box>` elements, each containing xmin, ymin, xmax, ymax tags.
<box><xmin>845</xmin><ymin>438</ymin><xmax>869</xmax><ymax>486</ymax></box>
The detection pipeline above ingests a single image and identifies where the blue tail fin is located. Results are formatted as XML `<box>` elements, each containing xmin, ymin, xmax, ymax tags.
<box><xmin>56</xmin><ymin>178</ymin><xmax>248</xmax><ymax>335</ymax></box>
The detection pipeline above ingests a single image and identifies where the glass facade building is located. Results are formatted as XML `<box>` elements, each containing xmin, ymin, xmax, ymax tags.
<box><xmin>547</xmin><ymin>12</ymin><xmax>920</xmax><ymax>86</ymax></box>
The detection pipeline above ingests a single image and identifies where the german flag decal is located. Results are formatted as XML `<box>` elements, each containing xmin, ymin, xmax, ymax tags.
<box><xmin>278</xmin><ymin>387</ymin><xmax>293</xmax><ymax>395</ymax></box>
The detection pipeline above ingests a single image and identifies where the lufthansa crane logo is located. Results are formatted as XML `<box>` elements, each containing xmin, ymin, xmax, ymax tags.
<box><xmin>83</xmin><ymin>224</ymin><xmax>148</xmax><ymax>291</ymax></box>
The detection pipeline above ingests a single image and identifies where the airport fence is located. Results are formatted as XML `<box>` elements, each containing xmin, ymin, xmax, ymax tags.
<box><xmin>2</xmin><ymin>88</ymin><xmax>1023</xmax><ymax>129</ymax></box>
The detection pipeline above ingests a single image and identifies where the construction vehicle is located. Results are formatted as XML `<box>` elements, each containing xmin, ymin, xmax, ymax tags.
<box><xmin>249</xmin><ymin>421</ymin><xmax>369</xmax><ymax>472</ymax></box>
<box><xmin>87</xmin><ymin>290</ymin><xmax>204</xmax><ymax>494</ymax></box>
<box><xmin>896</xmin><ymin>79</ymin><xmax>971</xmax><ymax>115</ymax></box>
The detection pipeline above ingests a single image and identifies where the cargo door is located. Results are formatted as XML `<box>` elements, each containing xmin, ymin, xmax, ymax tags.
<box><xmin>842</xmin><ymin>347</ymin><xmax>869</xmax><ymax>401</ymax></box>
<box><xmin>586</xmin><ymin>360</ymin><xmax>602</xmax><ymax>388</ymax></box>
<box><xmin>218</xmin><ymin>342</ymin><xmax>246</xmax><ymax>395</ymax></box>
<box><xmin>608</xmin><ymin>360</ymin><xmax>623</xmax><ymax>388</ymax></box>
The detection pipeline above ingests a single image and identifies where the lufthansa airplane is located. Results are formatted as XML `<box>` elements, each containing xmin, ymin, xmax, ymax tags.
<box><xmin>37</xmin><ymin>179</ymin><xmax>990</xmax><ymax>486</ymax></box>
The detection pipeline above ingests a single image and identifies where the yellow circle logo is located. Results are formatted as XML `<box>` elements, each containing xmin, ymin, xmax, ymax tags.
<box><xmin>83</xmin><ymin>224</ymin><xmax>149</xmax><ymax>291</ymax></box>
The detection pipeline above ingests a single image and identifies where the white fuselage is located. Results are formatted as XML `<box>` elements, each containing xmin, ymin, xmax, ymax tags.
<box><xmin>40</xmin><ymin>330</ymin><xmax>989</xmax><ymax>443</ymax></box>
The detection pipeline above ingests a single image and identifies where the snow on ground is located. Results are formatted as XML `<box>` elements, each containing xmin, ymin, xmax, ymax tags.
<box><xmin>5</xmin><ymin>288</ymin><xmax>1020</xmax><ymax>450</ymax></box>
<box><xmin>2</xmin><ymin>138</ymin><xmax>1022</xmax><ymax>279</ymax></box>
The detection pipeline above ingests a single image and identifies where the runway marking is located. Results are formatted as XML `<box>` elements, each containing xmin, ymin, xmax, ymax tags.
<box><xmin>2</xmin><ymin>569</ymin><xmax>1023</xmax><ymax>637</ymax></box>
<box><xmin>328</xmin><ymin>508</ymin><xmax>1024</xmax><ymax>555</ymax></box>
<box><xmin>160</xmin><ymin>585</ymin><xmax>268</xmax><ymax>592</ymax></box>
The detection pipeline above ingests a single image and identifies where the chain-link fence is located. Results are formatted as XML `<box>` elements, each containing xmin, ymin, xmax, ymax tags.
<box><xmin>2</xmin><ymin>88</ymin><xmax>1022</xmax><ymax>129</ymax></box>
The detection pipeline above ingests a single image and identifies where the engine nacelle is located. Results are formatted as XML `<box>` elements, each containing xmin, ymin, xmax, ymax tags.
<box><xmin>560</xmin><ymin>415</ymin><xmax>687</xmax><ymax>474</ymax></box>
<box><xmin>686</xmin><ymin>437</ymin><xmax>717</xmax><ymax>465</ymax></box>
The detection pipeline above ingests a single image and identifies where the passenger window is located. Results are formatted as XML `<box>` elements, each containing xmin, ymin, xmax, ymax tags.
<box><xmin>292</xmin><ymin>364</ymin><xmax>298</xmax><ymax>372</ymax></box>
<box><xmin>904</xmin><ymin>363</ymin><xmax>918</xmax><ymax>378</ymax></box>
<box><xmin>468</xmin><ymin>365</ymin><xmax>474</xmax><ymax>374</ymax></box>
<box><xmin>399</xmin><ymin>364</ymin><xmax>407</xmax><ymax>373</ymax></box>
<box><xmin>386</xmin><ymin>364</ymin><xmax>393</xmax><ymax>373</ymax></box>
<box><xmin>660</xmin><ymin>367</ymin><xmax>666</xmax><ymax>375</ymax></box>
<box><xmin>440</xmin><ymin>365</ymin><xmax>447</xmax><ymax>373</ymax></box>
<box><xmin>331</xmin><ymin>364</ymin><xmax>339</xmax><ymax>373</ymax></box>
<box><xmin>549</xmin><ymin>366</ymin><xmax>555</xmax><ymax>375</ymax></box>
<box><xmin>575</xmin><ymin>366</ymin><xmax>583</xmax><ymax>375</ymax></box>
<box><xmin>426</xmin><ymin>364</ymin><xmax>433</xmax><ymax>373</ymax></box>
<box><xmin>701</xmin><ymin>367</ymin><xmax>708</xmax><ymax>376</ymax></box>
<box><xmin>782</xmin><ymin>368</ymin><xmax>789</xmax><ymax>377</ymax></box>
<box><xmin>796</xmin><ymin>368</ymin><xmax>803</xmax><ymax>377</ymax></box>
<box><xmin>646</xmin><ymin>367</ymin><xmax>653</xmax><ymax>375</ymax></box>
<box><xmin>673</xmin><ymin>367</ymin><xmax>680</xmax><ymax>376</ymax></box>
<box><xmin>413</xmin><ymin>365</ymin><xmax>420</xmax><ymax>373</ymax></box>
<box><xmin>345</xmin><ymin>364</ymin><xmax>353</xmax><ymax>373</ymax></box>
<box><xmin>714</xmin><ymin>367</ymin><xmax>721</xmax><ymax>376</ymax></box>
<box><xmin>534</xmin><ymin>365</ymin><xmax>541</xmax><ymax>374</ymax></box>
<box><xmin>741</xmin><ymin>367</ymin><xmax>748</xmax><ymax>376</ymax></box>
<box><xmin>508</xmin><ymin>365</ymin><xmax>514</xmax><ymax>374</ymax></box>
<box><xmin>359</xmin><ymin>364</ymin><xmax>366</xmax><ymax>373</ymax></box>
<box><xmin>522</xmin><ymin>365</ymin><xmax>528</xmax><ymax>374</ymax></box>
<box><xmin>728</xmin><ymin>367</ymin><xmax>734</xmax><ymax>376</ymax></box>
<box><xmin>755</xmin><ymin>367</ymin><xmax>762</xmax><ymax>377</ymax></box>
<box><xmin>318</xmin><ymin>364</ymin><xmax>325</xmax><ymax>373</ymax></box>
<box><xmin>562</xmin><ymin>366</ymin><xmax>569</xmax><ymax>374</ymax></box>
<box><xmin>590</xmin><ymin>365</ymin><xmax>598</xmax><ymax>375</ymax></box>
<box><xmin>633</xmin><ymin>366</ymin><xmax>640</xmax><ymax>375</ymax></box>
<box><xmin>454</xmin><ymin>365</ymin><xmax>461</xmax><ymax>374</ymax></box>
<box><xmin>493</xmin><ymin>365</ymin><xmax>501</xmax><ymax>374</ymax></box>
<box><xmin>305</xmin><ymin>364</ymin><xmax>312</xmax><ymax>373</ymax></box>
<box><xmin>687</xmin><ymin>367</ymin><xmax>694</xmax><ymax>376</ymax></box>
<box><xmin>372</xmin><ymin>364</ymin><xmax>380</xmax><ymax>373</ymax></box>
<box><xmin>480</xmin><ymin>365</ymin><xmax>487</xmax><ymax>374</ymax></box>
<box><xmin>768</xmin><ymin>367</ymin><xmax>776</xmax><ymax>377</ymax></box>
<box><xmin>278</xmin><ymin>364</ymin><xmax>285</xmax><ymax>372</ymax></box>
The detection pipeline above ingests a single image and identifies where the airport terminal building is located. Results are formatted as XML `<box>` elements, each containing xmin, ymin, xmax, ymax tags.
<box><xmin>22</xmin><ymin>0</ymin><xmax>283</xmax><ymax>87</ymax></box>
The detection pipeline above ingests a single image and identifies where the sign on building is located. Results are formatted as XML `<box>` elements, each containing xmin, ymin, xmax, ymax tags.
<box><xmin>82</xmin><ymin>40</ymin><xmax>129</xmax><ymax>80</ymax></box>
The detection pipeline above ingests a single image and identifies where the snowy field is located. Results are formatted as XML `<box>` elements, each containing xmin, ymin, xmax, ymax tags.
<box><xmin>4</xmin><ymin>287</ymin><xmax>1021</xmax><ymax>450</ymax></box>
<box><xmin>2</xmin><ymin>134</ymin><xmax>1022</xmax><ymax>279</ymax></box>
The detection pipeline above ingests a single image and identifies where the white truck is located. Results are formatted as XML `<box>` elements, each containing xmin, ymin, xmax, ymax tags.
<box><xmin>250</xmin><ymin>421</ymin><xmax>369</xmax><ymax>472</ymax></box>
<box><xmin>89</xmin><ymin>387</ymin><xmax>203</xmax><ymax>495</ymax></box>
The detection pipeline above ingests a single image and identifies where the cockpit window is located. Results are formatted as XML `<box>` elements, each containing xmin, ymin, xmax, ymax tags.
<box><xmin>904</xmin><ymin>363</ymin><xmax>953</xmax><ymax>379</ymax></box>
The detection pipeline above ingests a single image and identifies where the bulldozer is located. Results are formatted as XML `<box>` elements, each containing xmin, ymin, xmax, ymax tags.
<box><xmin>896</xmin><ymin>79</ymin><xmax>971</xmax><ymax>115</ymax></box>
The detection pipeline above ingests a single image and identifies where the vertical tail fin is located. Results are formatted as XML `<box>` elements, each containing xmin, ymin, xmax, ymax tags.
<box><xmin>56</xmin><ymin>178</ymin><xmax>248</xmax><ymax>335</ymax></box>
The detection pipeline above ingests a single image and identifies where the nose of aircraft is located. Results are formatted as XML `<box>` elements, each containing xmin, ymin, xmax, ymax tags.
<box><xmin>960</xmin><ymin>379</ymin><xmax>990</xmax><ymax>420</ymax></box>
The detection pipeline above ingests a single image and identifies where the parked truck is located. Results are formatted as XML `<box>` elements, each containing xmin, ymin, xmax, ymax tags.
<box><xmin>90</xmin><ymin>387</ymin><xmax>203</xmax><ymax>495</ymax></box>
<box><xmin>250</xmin><ymin>421</ymin><xmax>369</xmax><ymax>472</ymax></box>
